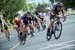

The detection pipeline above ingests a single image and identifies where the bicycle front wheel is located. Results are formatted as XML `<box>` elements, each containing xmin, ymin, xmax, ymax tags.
<box><xmin>46</xmin><ymin>28</ymin><xmax>52</xmax><ymax>41</ymax></box>
<box><xmin>54</xmin><ymin>22</ymin><xmax>62</xmax><ymax>39</ymax></box>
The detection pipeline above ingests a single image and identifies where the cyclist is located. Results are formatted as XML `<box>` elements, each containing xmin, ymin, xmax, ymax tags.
<box><xmin>20</xmin><ymin>14</ymin><xmax>30</xmax><ymax>35</ymax></box>
<box><xmin>33</xmin><ymin>15</ymin><xmax>40</xmax><ymax>31</ymax></box>
<box><xmin>47</xmin><ymin>0</ymin><xmax>66</xmax><ymax>33</ymax></box>
<box><xmin>27</xmin><ymin>12</ymin><xmax>35</xmax><ymax>36</ymax></box>
<box><xmin>34</xmin><ymin>11</ymin><xmax>46</xmax><ymax>30</ymax></box>
<box><xmin>38</xmin><ymin>12</ymin><xmax>46</xmax><ymax>30</ymax></box>
<box><xmin>21</xmin><ymin>12</ymin><xmax>35</xmax><ymax>37</ymax></box>
<box><xmin>14</xmin><ymin>17</ymin><xmax>21</xmax><ymax>38</ymax></box>
<box><xmin>4</xmin><ymin>21</ymin><xmax>10</xmax><ymax>41</ymax></box>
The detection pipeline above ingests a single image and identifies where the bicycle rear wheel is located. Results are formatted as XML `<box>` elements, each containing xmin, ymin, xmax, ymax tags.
<box><xmin>54</xmin><ymin>22</ymin><xmax>62</xmax><ymax>39</ymax></box>
<box><xmin>19</xmin><ymin>32</ymin><xmax>27</xmax><ymax>45</ymax></box>
<box><xmin>23</xmin><ymin>33</ymin><xmax>27</xmax><ymax>45</ymax></box>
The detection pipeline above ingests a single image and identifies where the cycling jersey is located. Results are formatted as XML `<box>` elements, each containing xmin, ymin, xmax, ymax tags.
<box><xmin>28</xmin><ymin>16</ymin><xmax>34</xmax><ymax>24</ymax></box>
<box><xmin>22</xmin><ymin>16</ymin><xmax>29</xmax><ymax>25</ymax></box>
<box><xmin>37</xmin><ymin>13</ymin><xmax>44</xmax><ymax>21</ymax></box>
<box><xmin>21</xmin><ymin>15</ymin><xmax>34</xmax><ymax>25</ymax></box>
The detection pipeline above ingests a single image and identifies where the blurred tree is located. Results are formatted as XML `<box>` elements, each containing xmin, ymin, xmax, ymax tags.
<box><xmin>36</xmin><ymin>3</ymin><xmax>48</xmax><ymax>13</ymax></box>
<box><xmin>50</xmin><ymin>0</ymin><xmax>54</xmax><ymax>4</ymax></box>
<box><xmin>28</xmin><ymin>3</ymin><xmax>37</xmax><ymax>10</ymax></box>
<box><xmin>61</xmin><ymin>0</ymin><xmax>75</xmax><ymax>9</ymax></box>
<box><xmin>0</xmin><ymin>0</ymin><xmax>26</xmax><ymax>20</ymax></box>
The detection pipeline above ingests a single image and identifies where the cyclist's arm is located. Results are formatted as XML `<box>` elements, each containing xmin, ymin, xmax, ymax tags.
<box><xmin>21</xmin><ymin>20</ymin><xmax>25</xmax><ymax>28</ymax></box>
<box><xmin>13</xmin><ymin>19</ymin><xmax>16</xmax><ymax>25</ymax></box>
<box><xmin>61</xmin><ymin>8</ymin><xmax>67</xmax><ymax>21</ymax></box>
<box><xmin>61</xmin><ymin>8</ymin><xmax>64</xmax><ymax>16</ymax></box>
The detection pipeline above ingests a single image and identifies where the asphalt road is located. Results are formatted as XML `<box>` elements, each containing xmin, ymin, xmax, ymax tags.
<box><xmin>0</xmin><ymin>14</ymin><xmax>75</xmax><ymax>50</ymax></box>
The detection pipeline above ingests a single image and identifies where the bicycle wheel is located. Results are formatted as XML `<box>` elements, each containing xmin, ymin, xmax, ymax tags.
<box><xmin>19</xmin><ymin>32</ymin><xmax>24</xmax><ymax>45</ymax></box>
<box><xmin>23</xmin><ymin>33</ymin><xmax>27</xmax><ymax>45</ymax></box>
<box><xmin>19</xmin><ymin>32</ymin><xmax>23</xmax><ymax>41</ymax></box>
<box><xmin>46</xmin><ymin>28</ymin><xmax>52</xmax><ymax>41</ymax></box>
<box><xmin>54</xmin><ymin>22</ymin><xmax>62</xmax><ymax>39</ymax></box>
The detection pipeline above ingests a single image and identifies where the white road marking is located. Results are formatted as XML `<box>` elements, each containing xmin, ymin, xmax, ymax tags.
<box><xmin>9</xmin><ymin>43</ymin><xmax>20</xmax><ymax>50</ymax></box>
<box><xmin>54</xmin><ymin>44</ymin><xmax>75</xmax><ymax>50</ymax></box>
<box><xmin>9</xmin><ymin>35</ymin><xmax>31</xmax><ymax>50</ymax></box>
<box><xmin>26</xmin><ymin>35</ymin><xmax>31</xmax><ymax>41</ymax></box>
<box><xmin>37</xmin><ymin>40</ymin><xmax>75</xmax><ymax>50</ymax></box>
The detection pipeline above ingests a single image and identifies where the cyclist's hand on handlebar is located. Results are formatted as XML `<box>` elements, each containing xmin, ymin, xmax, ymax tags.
<box><xmin>63</xmin><ymin>16</ymin><xmax>66</xmax><ymax>22</ymax></box>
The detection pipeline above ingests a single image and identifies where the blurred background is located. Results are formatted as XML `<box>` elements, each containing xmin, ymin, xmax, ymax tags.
<box><xmin>0</xmin><ymin>0</ymin><xmax>75</xmax><ymax>50</ymax></box>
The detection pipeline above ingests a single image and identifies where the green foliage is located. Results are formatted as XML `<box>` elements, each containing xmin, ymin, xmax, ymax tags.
<box><xmin>61</xmin><ymin>0</ymin><xmax>75</xmax><ymax>9</ymax></box>
<box><xmin>36</xmin><ymin>3</ymin><xmax>48</xmax><ymax>12</ymax></box>
<box><xmin>50</xmin><ymin>0</ymin><xmax>54</xmax><ymax>4</ymax></box>
<box><xmin>0</xmin><ymin>0</ymin><xmax>26</xmax><ymax>19</ymax></box>
<box><xmin>27</xmin><ymin>3</ymin><xmax>37</xmax><ymax>10</ymax></box>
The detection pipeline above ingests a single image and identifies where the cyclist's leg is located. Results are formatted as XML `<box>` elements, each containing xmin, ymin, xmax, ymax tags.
<box><xmin>29</xmin><ymin>24</ymin><xmax>34</xmax><ymax>36</ymax></box>
<box><xmin>30</xmin><ymin>23</ymin><xmax>35</xmax><ymax>33</ymax></box>
<box><xmin>33</xmin><ymin>21</ymin><xmax>37</xmax><ymax>30</ymax></box>
<box><xmin>24</xmin><ymin>26</ymin><xmax>29</xmax><ymax>38</ymax></box>
<box><xmin>56</xmin><ymin>13</ymin><xmax>61</xmax><ymax>25</ymax></box>
<box><xmin>7</xmin><ymin>26</ymin><xmax>10</xmax><ymax>39</ymax></box>
<box><xmin>7</xmin><ymin>29</ymin><xmax>10</xmax><ymax>41</ymax></box>
<box><xmin>40</xmin><ymin>18</ymin><xmax>42</xmax><ymax>25</ymax></box>
<box><xmin>22</xmin><ymin>27</ymin><xmax>27</xmax><ymax>45</ymax></box>
<box><xmin>25</xmin><ymin>25</ymin><xmax>30</xmax><ymax>35</ymax></box>
<box><xmin>36</xmin><ymin>22</ymin><xmax>40</xmax><ymax>28</ymax></box>
<box><xmin>17</xmin><ymin>25</ymin><xmax>21</xmax><ymax>41</ymax></box>
<box><xmin>42</xmin><ymin>17</ymin><xmax>46</xmax><ymax>26</ymax></box>
<box><xmin>47</xmin><ymin>15</ymin><xmax>54</xmax><ymax>32</ymax></box>
<box><xmin>40</xmin><ymin>17</ymin><xmax>45</xmax><ymax>26</ymax></box>
<box><xmin>0</xmin><ymin>24</ymin><xmax>3</xmax><ymax>33</ymax></box>
<box><xmin>4</xmin><ymin>27</ymin><xmax>10</xmax><ymax>41</ymax></box>
<box><xmin>34</xmin><ymin>20</ymin><xmax>40</xmax><ymax>31</ymax></box>
<box><xmin>19</xmin><ymin>25</ymin><xmax>25</xmax><ymax>45</ymax></box>
<box><xmin>0</xmin><ymin>24</ymin><xmax>2</xmax><ymax>32</ymax></box>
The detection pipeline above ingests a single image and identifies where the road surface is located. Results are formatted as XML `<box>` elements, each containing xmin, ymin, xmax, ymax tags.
<box><xmin>0</xmin><ymin>14</ymin><xmax>75</xmax><ymax>50</ymax></box>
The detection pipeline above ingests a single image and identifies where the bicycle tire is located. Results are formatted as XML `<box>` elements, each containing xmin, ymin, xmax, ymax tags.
<box><xmin>46</xmin><ymin>28</ymin><xmax>52</xmax><ymax>41</ymax></box>
<box><xmin>19</xmin><ymin>32</ymin><xmax>27</xmax><ymax>45</ymax></box>
<box><xmin>54</xmin><ymin>22</ymin><xmax>62</xmax><ymax>39</ymax></box>
<box><xmin>23</xmin><ymin>33</ymin><xmax>27</xmax><ymax>45</ymax></box>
